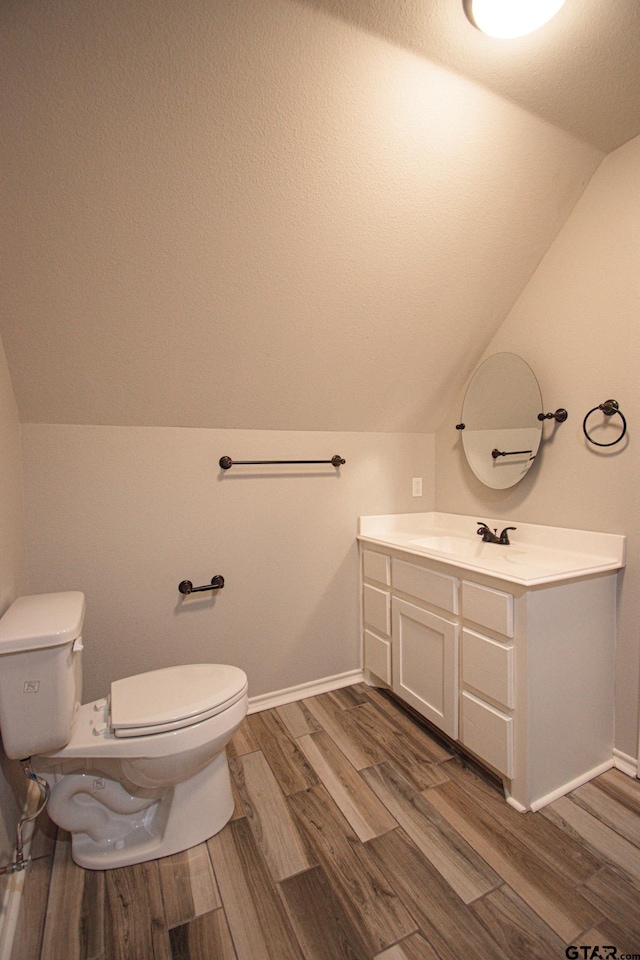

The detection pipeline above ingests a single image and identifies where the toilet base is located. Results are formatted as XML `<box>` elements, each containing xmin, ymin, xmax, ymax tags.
<box><xmin>67</xmin><ymin>749</ymin><xmax>235</xmax><ymax>870</ymax></box>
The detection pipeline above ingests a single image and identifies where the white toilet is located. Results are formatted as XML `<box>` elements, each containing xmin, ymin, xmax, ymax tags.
<box><xmin>0</xmin><ymin>591</ymin><xmax>248</xmax><ymax>870</ymax></box>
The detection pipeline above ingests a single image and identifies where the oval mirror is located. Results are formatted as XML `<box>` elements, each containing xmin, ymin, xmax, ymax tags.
<box><xmin>460</xmin><ymin>353</ymin><xmax>543</xmax><ymax>489</ymax></box>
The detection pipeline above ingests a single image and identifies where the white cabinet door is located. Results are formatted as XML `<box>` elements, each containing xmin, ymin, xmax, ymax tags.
<box><xmin>392</xmin><ymin>598</ymin><xmax>459</xmax><ymax>739</ymax></box>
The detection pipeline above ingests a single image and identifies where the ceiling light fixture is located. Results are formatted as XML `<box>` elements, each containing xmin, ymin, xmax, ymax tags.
<box><xmin>464</xmin><ymin>0</ymin><xmax>567</xmax><ymax>38</ymax></box>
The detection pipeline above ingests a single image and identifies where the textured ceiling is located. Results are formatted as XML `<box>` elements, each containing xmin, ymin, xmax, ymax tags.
<box><xmin>0</xmin><ymin>0</ymin><xmax>636</xmax><ymax>432</ymax></box>
<box><xmin>302</xmin><ymin>0</ymin><xmax>640</xmax><ymax>153</ymax></box>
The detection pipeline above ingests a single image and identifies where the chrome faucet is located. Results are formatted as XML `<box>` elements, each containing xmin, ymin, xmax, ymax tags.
<box><xmin>477</xmin><ymin>522</ymin><xmax>517</xmax><ymax>545</ymax></box>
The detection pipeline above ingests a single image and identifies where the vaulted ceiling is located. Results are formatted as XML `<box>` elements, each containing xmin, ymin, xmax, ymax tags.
<box><xmin>1</xmin><ymin>0</ymin><xmax>639</xmax><ymax>432</ymax></box>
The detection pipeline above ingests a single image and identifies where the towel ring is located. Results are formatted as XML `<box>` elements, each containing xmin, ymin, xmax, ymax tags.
<box><xmin>582</xmin><ymin>399</ymin><xmax>627</xmax><ymax>447</ymax></box>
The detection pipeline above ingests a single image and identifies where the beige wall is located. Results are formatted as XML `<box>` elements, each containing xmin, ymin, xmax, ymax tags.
<box><xmin>1</xmin><ymin>0</ymin><xmax>601</xmax><ymax>434</ymax></box>
<box><xmin>22</xmin><ymin>426</ymin><xmax>433</xmax><ymax>704</ymax></box>
<box><xmin>435</xmin><ymin>135</ymin><xmax>640</xmax><ymax>762</ymax></box>
<box><xmin>0</xmin><ymin>338</ymin><xmax>28</xmax><ymax>861</ymax></box>
<box><xmin>0</xmin><ymin>347</ymin><xmax>28</xmax><ymax>617</ymax></box>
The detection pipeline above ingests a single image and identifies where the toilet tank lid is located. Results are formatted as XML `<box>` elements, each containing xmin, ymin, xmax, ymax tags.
<box><xmin>0</xmin><ymin>592</ymin><xmax>85</xmax><ymax>653</ymax></box>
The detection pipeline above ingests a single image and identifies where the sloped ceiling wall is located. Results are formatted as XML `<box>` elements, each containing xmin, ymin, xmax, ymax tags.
<box><xmin>0</xmin><ymin>0</ymin><xmax>605</xmax><ymax>432</ymax></box>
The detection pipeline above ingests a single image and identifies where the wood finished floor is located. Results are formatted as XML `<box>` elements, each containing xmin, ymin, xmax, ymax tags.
<box><xmin>11</xmin><ymin>683</ymin><xmax>640</xmax><ymax>960</ymax></box>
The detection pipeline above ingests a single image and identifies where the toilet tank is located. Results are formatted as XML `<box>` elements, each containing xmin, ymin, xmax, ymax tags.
<box><xmin>0</xmin><ymin>592</ymin><xmax>85</xmax><ymax>760</ymax></box>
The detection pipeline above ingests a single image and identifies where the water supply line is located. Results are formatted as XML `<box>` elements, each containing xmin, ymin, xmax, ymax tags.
<box><xmin>0</xmin><ymin>761</ymin><xmax>50</xmax><ymax>875</ymax></box>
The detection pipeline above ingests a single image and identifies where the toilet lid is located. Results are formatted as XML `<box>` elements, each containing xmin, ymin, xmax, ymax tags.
<box><xmin>110</xmin><ymin>664</ymin><xmax>248</xmax><ymax>738</ymax></box>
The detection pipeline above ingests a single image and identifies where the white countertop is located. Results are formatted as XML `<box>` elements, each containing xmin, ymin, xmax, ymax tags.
<box><xmin>357</xmin><ymin>512</ymin><xmax>626</xmax><ymax>587</ymax></box>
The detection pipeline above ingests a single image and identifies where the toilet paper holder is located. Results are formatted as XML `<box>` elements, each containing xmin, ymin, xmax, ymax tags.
<box><xmin>178</xmin><ymin>575</ymin><xmax>225</xmax><ymax>595</ymax></box>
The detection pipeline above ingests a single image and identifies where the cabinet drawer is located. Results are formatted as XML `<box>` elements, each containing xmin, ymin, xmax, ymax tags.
<box><xmin>462</xmin><ymin>581</ymin><xmax>513</xmax><ymax>637</ymax></box>
<box><xmin>362</xmin><ymin>550</ymin><xmax>390</xmax><ymax>586</ymax></box>
<box><xmin>392</xmin><ymin>559</ymin><xmax>458</xmax><ymax>614</ymax></box>
<box><xmin>460</xmin><ymin>691</ymin><xmax>513</xmax><ymax>778</ymax></box>
<box><xmin>363</xmin><ymin>583</ymin><xmax>391</xmax><ymax>636</ymax></box>
<box><xmin>364</xmin><ymin>629</ymin><xmax>391</xmax><ymax>684</ymax></box>
<box><xmin>462</xmin><ymin>629</ymin><xmax>514</xmax><ymax>709</ymax></box>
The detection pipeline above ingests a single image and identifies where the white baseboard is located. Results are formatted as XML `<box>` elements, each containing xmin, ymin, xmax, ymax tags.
<box><xmin>0</xmin><ymin>864</ymin><xmax>27</xmax><ymax>960</ymax></box>
<box><xmin>504</xmin><ymin>795</ymin><xmax>528</xmax><ymax>813</ymax></box>
<box><xmin>248</xmin><ymin>668</ymin><xmax>364</xmax><ymax>714</ymax></box>
<box><xmin>529</xmin><ymin>759</ymin><xmax>614</xmax><ymax>812</ymax></box>
<box><xmin>613</xmin><ymin>748</ymin><xmax>638</xmax><ymax>778</ymax></box>
<box><xmin>0</xmin><ymin>780</ymin><xmax>39</xmax><ymax>960</ymax></box>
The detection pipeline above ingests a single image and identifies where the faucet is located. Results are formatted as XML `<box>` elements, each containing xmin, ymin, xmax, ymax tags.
<box><xmin>477</xmin><ymin>522</ymin><xmax>517</xmax><ymax>545</ymax></box>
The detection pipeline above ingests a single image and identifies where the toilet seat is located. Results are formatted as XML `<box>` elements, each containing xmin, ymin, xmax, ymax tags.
<box><xmin>111</xmin><ymin>664</ymin><xmax>248</xmax><ymax>738</ymax></box>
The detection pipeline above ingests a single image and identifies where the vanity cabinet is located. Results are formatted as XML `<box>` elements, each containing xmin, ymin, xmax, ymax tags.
<box><xmin>360</xmin><ymin>545</ymin><xmax>618</xmax><ymax>812</ymax></box>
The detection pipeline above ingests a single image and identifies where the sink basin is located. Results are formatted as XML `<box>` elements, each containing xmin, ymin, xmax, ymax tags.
<box><xmin>409</xmin><ymin>532</ymin><xmax>604</xmax><ymax>577</ymax></box>
<box><xmin>409</xmin><ymin>536</ymin><xmax>482</xmax><ymax>557</ymax></box>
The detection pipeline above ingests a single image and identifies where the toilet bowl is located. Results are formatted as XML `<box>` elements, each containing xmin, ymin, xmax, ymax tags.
<box><xmin>0</xmin><ymin>593</ymin><xmax>248</xmax><ymax>869</ymax></box>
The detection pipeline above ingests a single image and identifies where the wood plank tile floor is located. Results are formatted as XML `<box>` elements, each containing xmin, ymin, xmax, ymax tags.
<box><xmin>12</xmin><ymin>683</ymin><xmax>640</xmax><ymax>960</ymax></box>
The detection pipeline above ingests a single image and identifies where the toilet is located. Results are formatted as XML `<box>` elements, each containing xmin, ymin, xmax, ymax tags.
<box><xmin>0</xmin><ymin>591</ymin><xmax>248</xmax><ymax>870</ymax></box>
